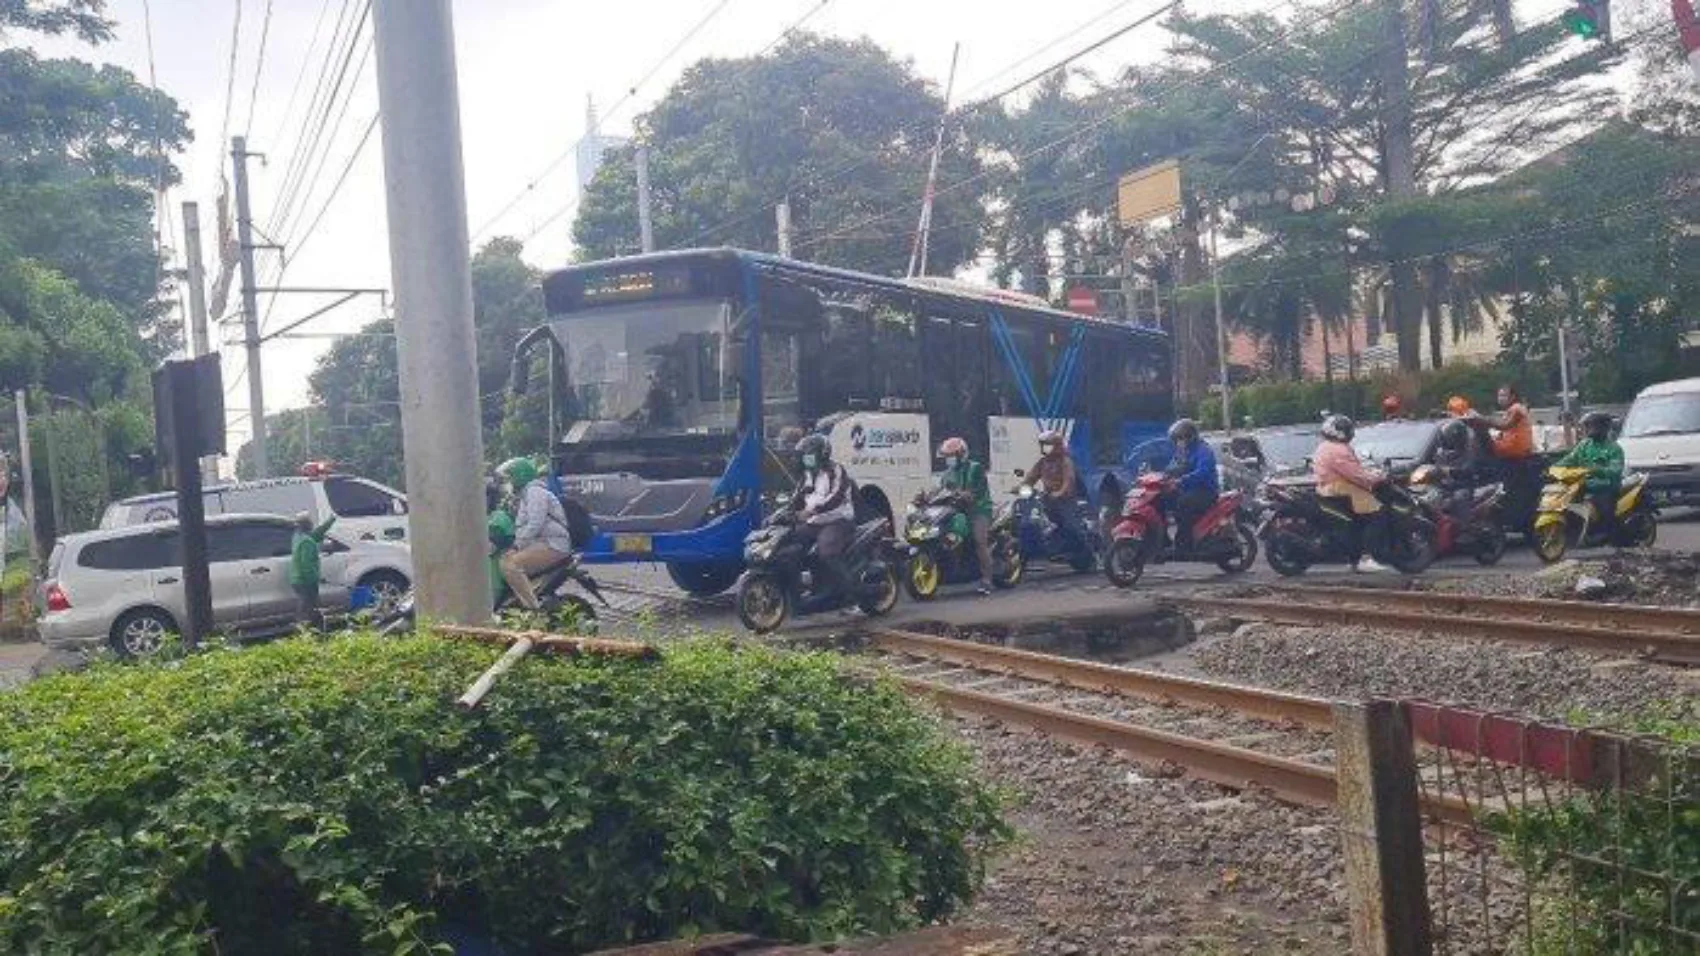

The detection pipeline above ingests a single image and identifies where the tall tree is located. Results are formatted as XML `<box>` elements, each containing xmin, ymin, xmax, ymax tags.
<box><xmin>573</xmin><ymin>35</ymin><xmax>986</xmax><ymax>276</ymax></box>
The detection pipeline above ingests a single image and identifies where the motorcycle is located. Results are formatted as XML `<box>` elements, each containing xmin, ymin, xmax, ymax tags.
<box><xmin>1531</xmin><ymin>465</ymin><xmax>1657</xmax><ymax>564</ymax></box>
<box><xmin>735</xmin><ymin>511</ymin><xmax>902</xmax><ymax>634</ymax></box>
<box><xmin>376</xmin><ymin>551</ymin><xmax>609</xmax><ymax>637</ymax></box>
<box><xmin>1103</xmin><ymin>474</ymin><xmax>1258</xmax><ymax>588</ymax></box>
<box><xmin>1407</xmin><ymin>465</ymin><xmax>1507</xmax><ymax>566</ymax></box>
<box><xmin>1258</xmin><ymin>477</ymin><xmax>1438</xmax><ymax>576</ymax></box>
<box><xmin>902</xmin><ymin>488</ymin><xmax>1023</xmax><ymax>599</ymax></box>
<box><xmin>1010</xmin><ymin>478</ymin><xmax>1103</xmax><ymax>573</ymax></box>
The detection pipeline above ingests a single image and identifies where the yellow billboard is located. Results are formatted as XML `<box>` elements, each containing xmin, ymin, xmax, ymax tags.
<box><xmin>1117</xmin><ymin>160</ymin><xmax>1182</xmax><ymax>226</ymax></box>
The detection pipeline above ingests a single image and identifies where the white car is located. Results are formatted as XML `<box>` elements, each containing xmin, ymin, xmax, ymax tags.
<box><xmin>1619</xmin><ymin>378</ymin><xmax>1700</xmax><ymax>508</ymax></box>
<box><xmin>38</xmin><ymin>514</ymin><xmax>413</xmax><ymax>658</ymax></box>
<box><xmin>100</xmin><ymin>473</ymin><xmax>409</xmax><ymax>545</ymax></box>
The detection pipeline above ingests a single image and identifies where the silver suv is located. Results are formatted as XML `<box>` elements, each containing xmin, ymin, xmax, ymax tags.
<box><xmin>38</xmin><ymin>514</ymin><xmax>413</xmax><ymax>657</ymax></box>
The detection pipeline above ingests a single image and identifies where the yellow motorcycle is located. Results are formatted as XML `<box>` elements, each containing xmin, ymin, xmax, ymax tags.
<box><xmin>1532</xmin><ymin>466</ymin><xmax>1658</xmax><ymax>564</ymax></box>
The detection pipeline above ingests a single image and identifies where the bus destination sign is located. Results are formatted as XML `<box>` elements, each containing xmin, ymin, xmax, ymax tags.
<box><xmin>581</xmin><ymin>267</ymin><xmax>691</xmax><ymax>304</ymax></box>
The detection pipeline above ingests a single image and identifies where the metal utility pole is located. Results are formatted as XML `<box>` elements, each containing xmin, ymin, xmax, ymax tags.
<box><xmin>41</xmin><ymin>403</ymin><xmax>63</xmax><ymax>539</ymax></box>
<box><xmin>1208</xmin><ymin>214</ymin><xmax>1232</xmax><ymax>432</ymax></box>
<box><xmin>231</xmin><ymin>136</ymin><xmax>268</xmax><ymax>478</ymax></box>
<box><xmin>776</xmin><ymin>198</ymin><xmax>793</xmax><ymax>258</ymax></box>
<box><xmin>12</xmin><ymin>391</ymin><xmax>37</xmax><ymax>563</ymax></box>
<box><xmin>372</xmin><ymin>0</ymin><xmax>495</xmax><ymax>624</ymax></box>
<box><xmin>635</xmin><ymin>144</ymin><xmax>655</xmax><ymax>254</ymax></box>
<box><xmin>907</xmin><ymin>42</ymin><xmax>960</xmax><ymax>278</ymax></box>
<box><xmin>181</xmin><ymin>201</ymin><xmax>219</xmax><ymax>482</ymax></box>
<box><xmin>1556</xmin><ymin>320</ymin><xmax>1575</xmax><ymax>421</ymax></box>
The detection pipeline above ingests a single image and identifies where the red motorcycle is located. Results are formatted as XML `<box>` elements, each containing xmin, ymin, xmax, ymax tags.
<box><xmin>1104</xmin><ymin>474</ymin><xmax>1259</xmax><ymax>588</ymax></box>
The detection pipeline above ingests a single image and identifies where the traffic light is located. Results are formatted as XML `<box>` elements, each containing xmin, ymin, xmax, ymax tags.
<box><xmin>1562</xmin><ymin>0</ymin><xmax>1610</xmax><ymax>40</ymax></box>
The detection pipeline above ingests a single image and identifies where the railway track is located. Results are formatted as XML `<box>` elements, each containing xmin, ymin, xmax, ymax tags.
<box><xmin>1162</xmin><ymin>585</ymin><xmax>1700</xmax><ymax>666</ymax></box>
<box><xmin>866</xmin><ymin>628</ymin><xmax>1471</xmax><ymax>824</ymax></box>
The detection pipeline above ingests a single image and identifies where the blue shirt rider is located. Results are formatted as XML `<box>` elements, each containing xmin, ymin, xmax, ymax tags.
<box><xmin>1164</xmin><ymin>419</ymin><xmax>1219</xmax><ymax>551</ymax></box>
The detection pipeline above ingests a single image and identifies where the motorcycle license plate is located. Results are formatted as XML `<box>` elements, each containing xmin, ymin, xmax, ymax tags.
<box><xmin>612</xmin><ymin>534</ymin><xmax>652</xmax><ymax>555</ymax></box>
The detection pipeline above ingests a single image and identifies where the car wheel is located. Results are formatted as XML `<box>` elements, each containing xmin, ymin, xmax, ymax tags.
<box><xmin>359</xmin><ymin>570</ymin><xmax>411</xmax><ymax>617</ymax></box>
<box><xmin>110</xmin><ymin>608</ymin><xmax>176</xmax><ymax>659</ymax></box>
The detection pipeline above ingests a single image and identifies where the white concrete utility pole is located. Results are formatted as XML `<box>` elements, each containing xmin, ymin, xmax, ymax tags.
<box><xmin>231</xmin><ymin>136</ymin><xmax>268</xmax><ymax>478</ymax></box>
<box><xmin>12</xmin><ymin>391</ymin><xmax>37</xmax><ymax>563</ymax></box>
<box><xmin>776</xmin><ymin>197</ymin><xmax>793</xmax><ymax>257</ymax></box>
<box><xmin>635</xmin><ymin>144</ymin><xmax>655</xmax><ymax>254</ymax></box>
<box><xmin>372</xmin><ymin>0</ymin><xmax>494</xmax><ymax>624</ymax></box>
<box><xmin>181</xmin><ymin>201</ymin><xmax>219</xmax><ymax>482</ymax></box>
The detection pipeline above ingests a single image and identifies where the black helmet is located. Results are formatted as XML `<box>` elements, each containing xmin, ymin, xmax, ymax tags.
<box><xmin>484</xmin><ymin>478</ymin><xmax>504</xmax><ymax>512</ymax></box>
<box><xmin>1438</xmin><ymin>418</ymin><xmax>1469</xmax><ymax>451</ymax></box>
<box><xmin>795</xmin><ymin>433</ymin><xmax>832</xmax><ymax>465</ymax></box>
<box><xmin>1168</xmin><ymin>418</ymin><xmax>1200</xmax><ymax>444</ymax></box>
<box><xmin>1321</xmin><ymin>414</ymin><xmax>1355</xmax><ymax>443</ymax></box>
<box><xmin>1580</xmin><ymin>411</ymin><xmax>1613</xmax><ymax>440</ymax></box>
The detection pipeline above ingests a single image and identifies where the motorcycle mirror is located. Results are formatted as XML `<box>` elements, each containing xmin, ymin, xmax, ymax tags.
<box><xmin>1013</xmin><ymin>468</ymin><xmax>1025</xmax><ymax>478</ymax></box>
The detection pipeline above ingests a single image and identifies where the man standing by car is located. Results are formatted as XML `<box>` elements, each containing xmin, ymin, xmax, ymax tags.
<box><xmin>290</xmin><ymin>512</ymin><xmax>337</xmax><ymax>632</ymax></box>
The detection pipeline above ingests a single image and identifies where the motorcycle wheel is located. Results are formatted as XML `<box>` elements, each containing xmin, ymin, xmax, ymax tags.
<box><xmin>1068</xmin><ymin>543</ymin><xmax>1097</xmax><ymax>573</ymax></box>
<box><xmin>857</xmin><ymin>563</ymin><xmax>902</xmax><ymax>617</ymax></box>
<box><xmin>1388</xmin><ymin>521</ymin><xmax>1438</xmax><ymax>575</ymax></box>
<box><xmin>736</xmin><ymin>574</ymin><xmax>790</xmax><ymax>634</ymax></box>
<box><xmin>1104</xmin><ymin>538</ymin><xmax>1146</xmax><ymax>588</ymax></box>
<box><xmin>991</xmin><ymin>536</ymin><xmax>1025</xmax><ymax>589</ymax></box>
<box><xmin>1473</xmin><ymin>525</ymin><xmax>1508</xmax><ymax>566</ymax></box>
<box><xmin>1619</xmin><ymin>510</ymin><xmax>1658</xmax><ymax>549</ymax></box>
<box><xmin>906</xmin><ymin>550</ymin><xmax>943</xmax><ymax>601</ymax></box>
<box><xmin>1216</xmin><ymin>521</ymin><xmax>1259</xmax><ymax>574</ymax></box>
<box><xmin>1532</xmin><ymin>520</ymin><xmax>1569</xmax><ymax>564</ymax></box>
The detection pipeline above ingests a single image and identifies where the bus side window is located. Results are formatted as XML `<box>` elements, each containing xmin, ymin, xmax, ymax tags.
<box><xmin>869</xmin><ymin>303</ymin><xmax>922</xmax><ymax>409</ymax></box>
<box><xmin>990</xmin><ymin>325</ymin><xmax>1039</xmax><ymax>418</ymax></box>
<box><xmin>1085</xmin><ymin>335</ymin><xmax>1124</xmax><ymax>466</ymax></box>
<box><xmin>806</xmin><ymin>304</ymin><xmax>872</xmax><ymax>416</ymax></box>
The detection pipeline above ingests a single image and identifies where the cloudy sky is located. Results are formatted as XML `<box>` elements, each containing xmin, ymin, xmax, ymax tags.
<box><xmin>34</xmin><ymin>0</ymin><xmax>1577</xmax><ymax>450</ymax></box>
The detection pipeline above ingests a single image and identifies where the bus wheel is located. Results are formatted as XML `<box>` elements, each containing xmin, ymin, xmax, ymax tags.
<box><xmin>666</xmin><ymin>560</ymin><xmax>742</xmax><ymax>597</ymax></box>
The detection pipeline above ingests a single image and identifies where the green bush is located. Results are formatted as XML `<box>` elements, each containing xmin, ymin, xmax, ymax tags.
<box><xmin>0</xmin><ymin>635</ymin><xmax>1008</xmax><ymax>954</ymax></box>
<box><xmin>1196</xmin><ymin>363</ymin><xmax>1551</xmax><ymax>429</ymax></box>
<box><xmin>1486</xmin><ymin>712</ymin><xmax>1700</xmax><ymax>951</ymax></box>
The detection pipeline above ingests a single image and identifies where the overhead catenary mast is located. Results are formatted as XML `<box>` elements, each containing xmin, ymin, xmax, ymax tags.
<box><xmin>906</xmin><ymin>42</ymin><xmax>961</xmax><ymax>279</ymax></box>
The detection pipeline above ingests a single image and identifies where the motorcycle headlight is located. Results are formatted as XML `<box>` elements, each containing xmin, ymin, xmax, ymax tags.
<box><xmin>1018</xmin><ymin>485</ymin><xmax>1035</xmax><ymax>500</ymax></box>
<box><xmin>905</xmin><ymin>502</ymin><xmax>919</xmax><ymax>515</ymax></box>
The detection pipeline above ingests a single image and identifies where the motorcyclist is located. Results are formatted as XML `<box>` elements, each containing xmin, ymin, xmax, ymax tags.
<box><xmin>1381</xmin><ymin>394</ymin><xmax>1405</xmax><ymax>421</ymax></box>
<box><xmin>486</xmin><ymin>478</ymin><xmax>516</xmax><ymax>603</ymax></box>
<box><xmin>495</xmin><ymin>456</ymin><xmax>573</xmax><ymax>611</ymax></box>
<box><xmin>929</xmin><ymin>436</ymin><xmax>996</xmax><ymax>595</ymax></box>
<box><xmin>790</xmin><ymin>433</ymin><xmax>856</xmax><ymax>601</ymax></box>
<box><xmin>1431</xmin><ymin>418</ymin><xmax>1486</xmax><ymax>525</ymax></box>
<box><xmin>1163</xmin><ymin>419</ymin><xmax>1219</xmax><ymax>552</ymax></box>
<box><xmin>1446</xmin><ymin>395</ymin><xmax>1473</xmax><ymax>418</ymax></box>
<box><xmin>1025</xmin><ymin>429</ymin><xmax>1085</xmax><ymax>553</ymax></box>
<box><xmin>1553</xmin><ymin>411</ymin><xmax>1624</xmax><ymax>539</ymax></box>
<box><xmin>1485</xmin><ymin>384</ymin><xmax>1534</xmax><ymax>460</ymax></box>
<box><xmin>1312</xmin><ymin>415</ymin><xmax>1388</xmax><ymax>573</ymax></box>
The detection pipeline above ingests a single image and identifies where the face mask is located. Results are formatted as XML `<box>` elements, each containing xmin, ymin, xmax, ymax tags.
<box><xmin>945</xmin><ymin>456</ymin><xmax>961</xmax><ymax>469</ymax></box>
<box><xmin>802</xmin><ymin>454</ymin><xmax>818</xmax><ymax>470</ymax></box>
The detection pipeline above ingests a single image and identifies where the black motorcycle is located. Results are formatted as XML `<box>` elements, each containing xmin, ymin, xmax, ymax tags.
<box><xmin>1257</xmin><ymin>477</ymin><xmax>1438</xmax><ymax>576</ymax></box>
<box><xmin>735</xmin><ymin>511</ymin><xmax>901</xmax><ymax>634</ymax></box>
<box><xmin>376</xmin><ymin>552</ymin><xmax>609</xmax><ymax>637</ymax></box>
<box><xmin>1010</xmin><ymin>480</ymin><xmax>1103</xmax><ymax>573</ymax></box>
<box><xmin>902</xmin><ymin>488</ymin><xmax>1023</xmax><ymax>599</ymax></box>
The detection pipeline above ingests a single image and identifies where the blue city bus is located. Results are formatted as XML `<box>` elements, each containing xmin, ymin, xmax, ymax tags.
<box><xmin>512</xmin><ymin>249</ymin><xmax>1173</xmax><ymax>596</ymax></box>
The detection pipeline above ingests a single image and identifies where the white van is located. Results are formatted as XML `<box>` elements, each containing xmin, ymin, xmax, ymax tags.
<box><xmin>101</xmin><ymin>473</ymin><xmax>410</xmax><ymax>544</ymax></box>
<box><xmin>1618</xmin><ymin>378</ymin><xmax>1700</xmax><ymax>507</ymax></box>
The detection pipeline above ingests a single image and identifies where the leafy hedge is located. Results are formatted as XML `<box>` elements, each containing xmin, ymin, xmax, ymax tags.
<box><xmin>0</xmin><ymin>635</ymin><xmax>1008</xmax><ymax>954</ymax></box>
<box><xmin>1195</xmin><ymin>362</ymin><xmax>1550</xmax><ymax>429</ymax></box>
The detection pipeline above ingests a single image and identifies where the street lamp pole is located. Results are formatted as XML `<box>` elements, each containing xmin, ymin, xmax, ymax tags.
<box><xmin>1209</xmin><ymin>211</ymin><xmax>1232</xmax><ymax>432</ymax></box>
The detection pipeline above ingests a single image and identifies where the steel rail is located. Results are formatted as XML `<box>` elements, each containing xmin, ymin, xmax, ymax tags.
<box><xmin>890</xmin><ymin>672</ymin><xmax>1341</xmax><ymax>808</ymax></box>
<box><xmin>1163</xmin><ymin>595</ymin><xmax>1700</xmax><ymax>666</ymax></box>
<box><xmin>1275</xmin><ymin>585</ymin><xmax>1700</xmax><ymax>636</ymax></box>
<box><xmin>869</xmin><ymin>627</ymin><xmax>1334</xmax><ymax>728</ymax></box>
<box><xmin>891</xmin><ymin>672</ymin><xmax>1474</xmax><ymax>825</ymax></box>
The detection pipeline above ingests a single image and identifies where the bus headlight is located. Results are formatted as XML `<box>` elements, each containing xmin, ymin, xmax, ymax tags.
<box><xmin>704</xmin><ymin>490</ymin><xmax>749</xmax><ymax>519</ymax></box>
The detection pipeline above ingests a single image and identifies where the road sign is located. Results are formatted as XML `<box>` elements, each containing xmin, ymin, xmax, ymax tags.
<box><xmin>1066</xmin><ymin>286</ymin><xmax>1099</xmax><ymax>315</ymax></box>
<box><xmin>1117</xmin><ymin>160</ymin><xmax>1182</xmax><ymax>226</ymax></box>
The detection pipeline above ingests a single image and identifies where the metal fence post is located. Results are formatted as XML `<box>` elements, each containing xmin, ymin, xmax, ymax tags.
<box><xmin>1336</xmin><ymin>699</ymin><xmax>1433</xmax><ymax>955</ymax></box>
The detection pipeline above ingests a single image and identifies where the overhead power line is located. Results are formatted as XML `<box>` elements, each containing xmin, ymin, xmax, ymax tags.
<box><xmin>757</xmin><ymin>0</ymin><xmax>831</xmax><ymax>57</ymax></box>
<box><xmin>214</xmin><ymin>0</ymin><xmax>246</xmax><ymax>176</ymax></box>
<box><xmin>241</xmin><ymin>0</ymin><xmax>275</xmax><ymax>137</ymax></box>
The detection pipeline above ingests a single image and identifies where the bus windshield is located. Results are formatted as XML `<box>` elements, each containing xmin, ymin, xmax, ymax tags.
<box><xmin>553</xmin><ymin>298</ymin><xmax>741</xmax><ymax>441</ymax></box>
